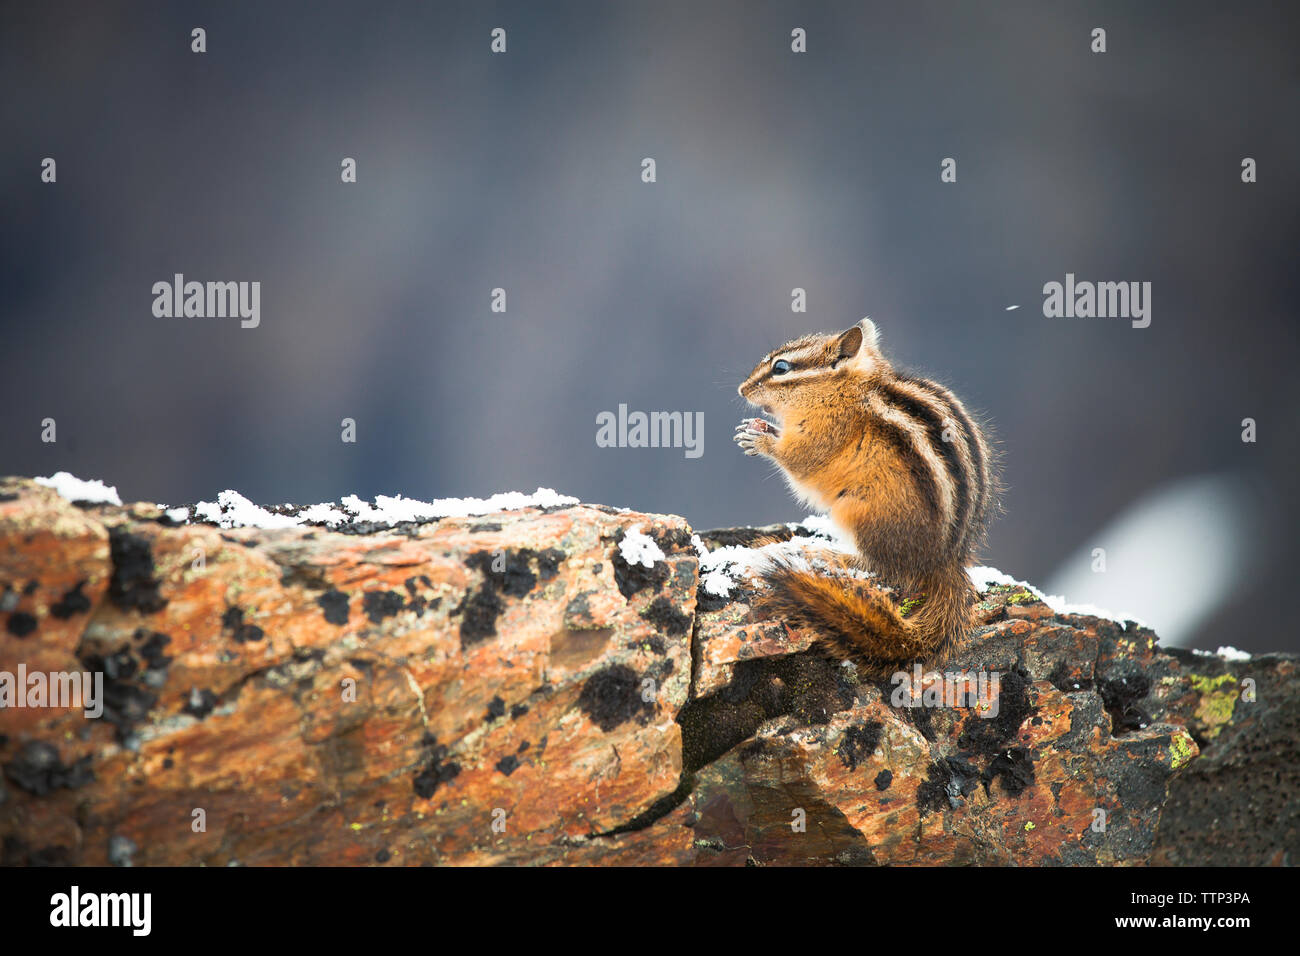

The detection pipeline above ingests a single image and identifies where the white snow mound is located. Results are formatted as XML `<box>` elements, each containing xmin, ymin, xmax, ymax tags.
<box><xmin>35</xmin><ymin>472</ymin><xmax>122</xmax><ymax>506</ymax></box>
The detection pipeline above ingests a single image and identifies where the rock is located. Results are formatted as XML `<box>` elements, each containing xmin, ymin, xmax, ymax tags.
<box><xmin>0</xmin><ymin>477</ymin><xmax>1293</xmax><ymax>866</ymax></box>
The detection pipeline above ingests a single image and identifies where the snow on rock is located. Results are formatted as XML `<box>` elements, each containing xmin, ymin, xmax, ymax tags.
<box><xmin>34</xmin><ymin>472</ymin><xmax>122</xmax><ymax>506</ymax></box>
<box><xmin>968</xmin><ymin>565</ymin><xmax>1148</xmax><ymax>629</ymax></box>
<box><xmin>188</xmin><ymin>487</ymin><xmax>579</xmax><ymax>530</ymax></box>
<box><xmin>694</xmin><ymin>516</ymin><xmax>862</xmax><ymax>598</ymax></box>
<box><xmin>192</xmin><ymin>491</ymin><xmax>304</xmax><ymax>530</ymax></box>
<box><xmin>619</xmin><ymin>525</ymin><xmax>666</xmax><ymax>569</ymax></box>
<box><xmin>21</xmin><ymin>473</ymin><xmax>579</xmax><ymax>531</ymax></box>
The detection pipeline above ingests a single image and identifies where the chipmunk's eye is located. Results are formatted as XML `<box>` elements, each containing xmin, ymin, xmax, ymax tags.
<box><xmin>771</xmin><ymin>360</ymin><xmax>791</xmax><ymax>375</ymax></box>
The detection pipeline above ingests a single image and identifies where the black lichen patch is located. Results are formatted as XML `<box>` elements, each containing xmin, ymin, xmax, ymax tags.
<box><xmin>183</xmin><ymin>687</ymin><xmax>219</xmax><ymax>719</ymax></box>
<box><xmin>678</xmin><ymin>652</ymin><xmax>857</xmax><ymax>774</ymax></box>
<box><xmin>696</xmin><ymin>585</ymin><xmax>732</xmax><ymax>613</ymax></box>
<box><xmin>470</xmin><ymin>522</ymin><xmax>502</xmax><ymax>533</ymax></box>
<box><xmin>510</xmin><ymin>703</ymin><xmax>529</xmax><ymax>719</ymax></box>
<box><xmin>3</xmin><ymin>741</ymin><xmax>94</xmax><ymax>796</ymax></box>
<box><xmin>1098</xmin><ymin>673</ymin><xmax>1152</xmax><ymax>733</ymax></box>
<box><xmin>875</xmin><ymin>769</ymin><xmax>893</xmax><ymax>791</ymax></box>
<box><xmin>5</xmin><ymin>612</ymin><xmax>36</xmax><ymax>637</ymax></box>
<box><xmin>375</xmin><ymin>848</ymin><xmax>391</xmax><ymax>863</ymax></box>
<box><xmin>1048</xmin><ymin>660</ymin><xmax>1093</xmax><ymax>693</ymax></box>
<box><xmin>627</xmin><ymin>635</ymin><xmax>666</xmax><ymax>655</ymax></box>
<box><xmin>362</xmin><ymin>590</ymin><xmax>406</xmax><ymax>624</ymax></box>
<box><xmin>496</xmin><ymin>754</ymin><xmax>520</xmax><ymax>776</ymax></box>
<box><xmin>658</xmin><ymin>528</ymin><xmax>695</xmax><ymax>555</ymax></box>
<box><xmin>337</xmin><ymin>519</ymin><xmax>430</xmax><ymax>537</ymax></box>
<box><xmin>133</xmin><ymin>629</ymin><xmax>172</xmax><ymax>671</ymax></box>
<box><xmin>401</xmin><ymin>577</ymin><xmax>432</xmax><ymax>617</ymax></box>
<box><xmin>234</xmin><ymin>623</ymin><xmax>264</xmax><ymax>643</ymax></box>
<box><xmin>50</xmin><ymin>581</ymin><xmax>92</xmax><ymax>619</ymax></box>
<box><xmin>577</xmin><ymin>664</ymin><xmax>656</xmax><ymax>732</ymax></box>
<box><xmin>454</xmin><ymin>549</ymin><xmax>551</xmax><ymax>647</ymax></box>
<box><xmin>563</xmin><ymin>592</ymin><xmax>596</xmax><ymax>629</ymax></box>
<box><xmin>983</xmin><ymin>747</ymin><xmax>1035</xmax><ymax>797</ymax></box>
<box><xmin>107</xmin><ymin>527</ymin><xmax>168</xmax><ymax>613</ymax></box>
<box><xmin>486</xmin><ymin>696</ymin><xmax>506</xmax><ymax>720</ymax></box>
<box><xmin>916</xmin><ymin>757</ymin><xmax>981</xmax><ymax>814</ymax></box>
<box><xmin>465</xmin><ymin>550</ymin><xmax>537</xmax><ymax>598</ymax></box>
<box><xmin>454</xmin><ymin>586</ymin><xmax>504</xmax><ymax>648</ymax></box>
<box><xmin>412</xmin><ymin>738</ymin><xmax>461</xmax><ymax>799</ymax></box>
<box><xmin>536</xmin><ymin>548</ymin><xmax>566</xmax><ymax>580</ymax></box>
<box><xmin>79</xmin><ymin>647</ymin><xmax>156</xmax><ymax>743</ymax></box>
<box><xmin>940</xmin><ymin>666</ymin><xmax>1041</xmax><ymax>804</ymax></box>
<box><xmin>318</xmin><ymin>589</ymin><xmax>350</xmax><ymax>625</ymax></box>
<box><xmin>837</xmin><ymin>722</ymin><xmax>884</xmax><ymax>771</ymax></box>
<box><xmin>640</xmin><ymin>596</ymin><xmax>692</xmax><ymax>636</ymax></box>
<box><xmin>907</xmin><ymin>704</ymin><xmax>937</xmax><ymax>742</ymax></box>
<box><xmin>220</xmin><ymin>606</ymin><xmax>264</xmax><ymax>642</ymax></box>
<box><xmin>957</xmin><ymin>665</ymin><xmax>1037</xmax><ymax>754</ymax></box>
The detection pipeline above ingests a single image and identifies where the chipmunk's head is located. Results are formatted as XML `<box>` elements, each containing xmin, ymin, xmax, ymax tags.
<box><xmin>738</xmin><ymin>318</ymin><xmax>887</xmax><ymax>425</ymax></box>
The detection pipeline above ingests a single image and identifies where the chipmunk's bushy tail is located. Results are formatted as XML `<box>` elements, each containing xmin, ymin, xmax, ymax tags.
<box><xmin>755</xmin><ymin>557</ymin><xmax>975</xmax><ymax>674</ymax></box>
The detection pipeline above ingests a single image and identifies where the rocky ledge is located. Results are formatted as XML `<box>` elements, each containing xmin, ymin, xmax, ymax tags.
<box><xmin>0</xmin><ymin>477</ymin><xmax>1294</xmax><ymax>866</ymax></box>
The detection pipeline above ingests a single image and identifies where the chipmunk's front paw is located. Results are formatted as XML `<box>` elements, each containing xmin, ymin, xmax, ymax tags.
<box><xmin>734</xmin><ymin>418</ymin><xmax>778</xmax><ymax>457</ymax></box>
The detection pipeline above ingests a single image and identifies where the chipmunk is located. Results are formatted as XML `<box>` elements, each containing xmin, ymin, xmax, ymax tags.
<box><xmin>733</xmin><ymin>317</ymin><xmax>998</xmax><ymax>673</ymax></box>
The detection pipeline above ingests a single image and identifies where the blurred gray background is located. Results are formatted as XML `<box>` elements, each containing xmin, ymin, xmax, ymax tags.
<box><xmin>2</xmin><ymin>1</ymin><xmax>1297</xmax><ymax>653</ymax></box>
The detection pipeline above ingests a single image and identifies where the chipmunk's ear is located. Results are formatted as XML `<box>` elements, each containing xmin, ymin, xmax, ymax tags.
<box><xmin>835</xmin><ymin>325</ymin><xmax>863</xmax><ymax>360</ymax></box>
<box><xmin>835</xmin><ymin>317</ymin><xmax>879</xmax><ymax>362</ymax></box>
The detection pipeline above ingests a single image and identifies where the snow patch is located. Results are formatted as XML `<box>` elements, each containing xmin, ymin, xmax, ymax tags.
<box><xmin>619</xmin><ymin>526</ymin><xmax>666</xmax><ymax>569</ymax></box>
<box><xmin>337</xmin><ymin>489</ymin><xmax>578</xmax><ymax>524</ymax></box>
<box><xmin>968</xmin><ymin>565</ymin><xmax>1149</xmax><ymax>629</ymax></box>
<box><xmin>188</xmin><ymin>487</ymin><xmax>578</xmax><ymax>530</ymax></box>
<box><xmin>28</xmin><ymin>473</ymin><xmax>579</xmax><ymax>531</ymax></box>
<box><xmin>193</xmin><ymin>491</ymin><xmax>303</xmax><ymax>530</ymax></box>
<box><xmin>693</xmin><ymin>516</ymin><xmax>865</xmax><ymax>598</ymax></box>
<box><xmin>34</xmin><ymin>472</ymin><xmax>122</xmax><ymax>506</ymax></box>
